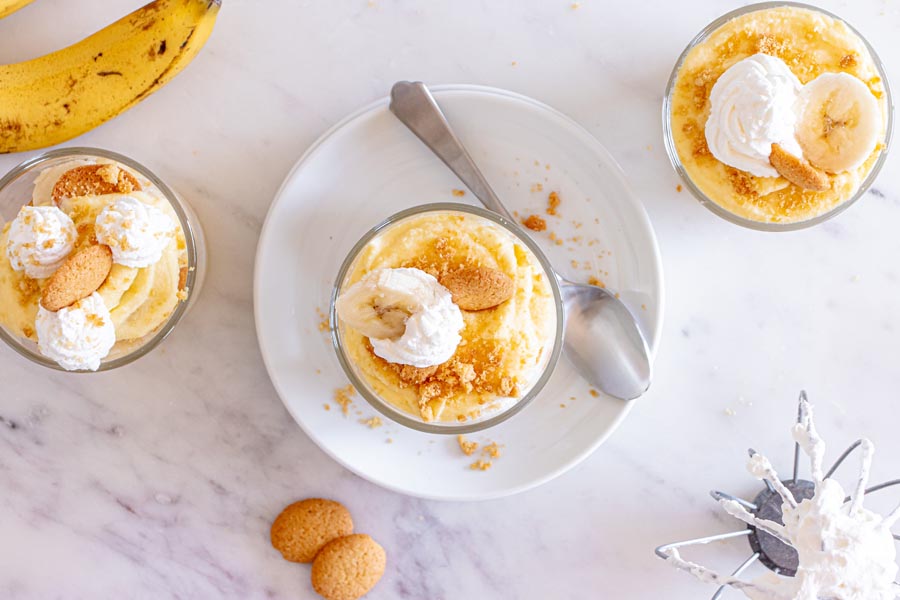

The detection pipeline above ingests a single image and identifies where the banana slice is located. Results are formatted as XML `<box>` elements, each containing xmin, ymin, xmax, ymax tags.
<box><xmin>115</xmin><ymin>240</ymin><xmax>179</xmax><ymax>340</ymax></box>
<box><xmin>336</xmin><ymin>269</ymin><xmax>427</xmax><ymax>340</ymax></box>
<box><xmin>796</xmin><ymin>73</ymin><xmax>881</xmax><ymax>173</ymax></box>
<box><xmin>96</xmin><ymin>264</ymin><xmax>139</xmax><ymax>310</ymax></box>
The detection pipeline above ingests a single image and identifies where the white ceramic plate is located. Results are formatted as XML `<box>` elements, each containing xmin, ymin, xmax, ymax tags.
<box><xmin>254</xmin><ymin>85</ymin><xmax>664</xmax><ymax>500</ymax></box>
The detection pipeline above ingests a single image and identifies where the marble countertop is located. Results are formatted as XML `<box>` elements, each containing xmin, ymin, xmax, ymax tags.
<box><xmin>1</xmin><ymin>0</ymin><xmax>899</xmax><ymax>598</ymax></box>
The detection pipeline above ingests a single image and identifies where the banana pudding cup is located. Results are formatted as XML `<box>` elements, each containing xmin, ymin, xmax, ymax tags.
<box><xmin>664</xmin><ymin>3</ymin><xmax>892</xmax><ymax>229</ymax></box>
<box><xmin>331</xmin><ymin>204</ymin><xmax>563</xmax><ymax>434</ymax></box>
<box><xmin>0</xmin><ymin>148</ymin><xmax>205</xmax><ymax>371</ymax></box>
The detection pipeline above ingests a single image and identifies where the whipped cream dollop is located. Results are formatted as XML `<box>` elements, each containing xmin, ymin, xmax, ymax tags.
<box><xmin>336</xmin><ymin>267</ymin><xmax>464</xmax><ymax>368</ymax></box>
<box><xmin>663</xmin><ymin>398</ymin><xmax>900</xmax><ymax>600</ymax></box>
<box><xmin>705</xmin><ymin>53</ymin><xmax>804</xmax><ymax>177</ymax></box>
<box><xmin>35</xmin><ymin>292</ymin><xmax>116</xmax><ymax>371</ymax></box>
<box><xmin>5</xmin><ymin>205</ymin><xmax>77</xmax><ymax>279</ymax></box>
<box><xmin>94</xmin><ymin>196</ymin><xmax>175</xmax><ymax>267</ymax></box>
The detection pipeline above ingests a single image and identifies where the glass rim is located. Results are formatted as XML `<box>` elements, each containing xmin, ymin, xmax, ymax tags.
<box><xmin>329</xmin><ymin>202</ymin><xmax>565</xmax><ymax>435</ymax></box>
<box><xmin>662</xmin><ymin>1</ymin><xmax>895</xmax><ymax>231</ymax></box>
<box><xmin>0</xmin><ymin>147</ymin><xmax>201</xmax><ymax>372</ymax></box>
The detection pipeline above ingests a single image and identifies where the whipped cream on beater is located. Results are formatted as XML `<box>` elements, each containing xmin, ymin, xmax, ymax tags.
<box><xmin>95</xmin><ymin>195</ymin><xmax>175</xmax><ymax>267</ymax></box>
<box><xmin>5</xmin><ymin>205</ymin><xmax>77</xmax><ymax>279</ymax></box>
<box><xmin>35</xmin><ymin>292</ymin><xmax>115</xmax><ymax>371</ymax></box>
<box><xmin>336</xmin><ymin>267</ymin><xmax>464</xmax><ymax>368</ymax></box>
<box><xmin>705</xmin><ymin>53</ymin><xmax>804</xmax><ymax>177</ymax></box>
<box><xmin>663</xmin><ymin>398</ymin><xmax>900</xmax><ymax>600</ymax></box>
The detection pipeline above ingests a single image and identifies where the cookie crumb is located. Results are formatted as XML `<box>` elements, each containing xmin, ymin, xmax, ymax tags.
<box><xmin>840</xmin><ymin>53</ymin><xmax>857</xmax><ymax>68</ymax></box>
<box><xmin>470</xmin><ymin>459</ymin><xmax>492</xmax><ymax>471</ymax></box>
<box><xmin>530</xmin><ymin>182</ymin><xmax>544</xmax><ymax>193</ymax></box>
<box><xmin>360</xmin><ymin>416</ymin><xmax>382</xmax><ymax>429</ymax></box>
<box><xmin>589</xmin><ymin>389</ymin><xmax>599</xmax><ymax>398</ymax></box>
<box><xmin>451</xmin><ymin>188</ymin><xmax>466</xmax><ymax>197</ymax></box>
<box><xmin>457</xmin><ymin>434</ymin><xmax>478</xmax><ymax>456</ymax></box>
<box><xmin>334</xmin><ymin>385</ymin><xmax>355</xmax><ymax>415</ymax></box>
<box><xmin>522</xmin><ymin>214</ymin><xmax>547</xmax><ymax>231</ymax></box>
<box><xmin>587</xmin><ymin>276</ymin><xmax>605</xmax><ymax>288</ymax></box>
<box><xmin>324</xmin><ymin>404</ymin><xmax>331</xmax><ymax>411</ymax></box>
<box><xmin>546</xmin><ymin>191</ymin><xmax>561</xmax><ymax>216</ymax></box>
<box><xmin>676</xmin><ymin>184</ymin><xmax>683</xmax><ymax>192</ymax></box>
<box><xmin>316</xmin><ymin>307</ymin><xmax>330</xmax><ymax>332</ymax></box>
<box><xmin>483</xmin><ymin>442</ymin><xmax>501</xmax><ymax>459</ymax></box>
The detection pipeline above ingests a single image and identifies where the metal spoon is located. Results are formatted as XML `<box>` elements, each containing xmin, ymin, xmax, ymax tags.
<box><xmin>389</xmin><ymin>81</ymin><xmax>652</xmax><ymax>400</ymax></box>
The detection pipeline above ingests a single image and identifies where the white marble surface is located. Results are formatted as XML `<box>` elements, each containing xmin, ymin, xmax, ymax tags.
<box><xmin>1</xmin><ymin>0</ymin><xmax>899</xmax><ymax>598</ymax></box>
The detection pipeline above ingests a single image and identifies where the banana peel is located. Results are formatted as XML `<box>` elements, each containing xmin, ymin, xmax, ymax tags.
<box><xmin>0</xmin><ymin>0</ymin><xmax>220</xmax><ymax>154</ymax></box>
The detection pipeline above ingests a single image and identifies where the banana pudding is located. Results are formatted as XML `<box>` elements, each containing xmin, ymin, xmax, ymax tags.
<box><xmin>668</xmin><ymin>5</ymin><xmax>889</xmax><ymax>225</ymax></box>
<box><xmin>0</xmin><ymin>157</ymin><xmax>191</xmax><ymax>371</ymax></box>
<box><xmin>334</xmin><ymin>207</ymin><xmax>559</xmax><ymax>426</ymax></box>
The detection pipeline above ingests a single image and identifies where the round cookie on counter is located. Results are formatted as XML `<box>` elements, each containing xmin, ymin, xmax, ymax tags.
<box><xmin>311</xmin><ymin>534</ymin><xmax>386</xmax><ymax>600</ymax></box>
<box><xmin>270</xmin><ymin>498</ymin><xmax>354</xmax><ymax>563</ymax></box>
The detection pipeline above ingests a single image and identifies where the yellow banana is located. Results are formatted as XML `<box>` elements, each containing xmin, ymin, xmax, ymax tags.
<box><xmin>0</xmin><ymin>0</ymin><xmax>220</xmax><ymax>154</ymax></box>
<box><xmin>0</xmin><ymin>0</ymin><xmax>34</xmax><ymax>19</ymax></box>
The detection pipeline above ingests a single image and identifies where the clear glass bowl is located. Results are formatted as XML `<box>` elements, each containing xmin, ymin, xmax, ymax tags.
<box><xmin>0</xmin><ymin>147</ymin><xmax>207</xmax><ymax>371</ymax></box>
<box><xmin>662</xmin><ymin>1</ymin><xmax>894</xmax><ymax>231</ymax></box>
<box><xmin>330</xmin><ymin>203</ymin><xmax>564</xmax><ymax>434</ymax></box>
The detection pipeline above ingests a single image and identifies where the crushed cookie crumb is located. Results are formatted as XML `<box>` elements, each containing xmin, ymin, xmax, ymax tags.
<box><xmin>530</xmin><ymin>182</ymin><xmax>544</xmax><ymax>193</ymax></box>
<box><xmin>483</xmin><ymin>442</ymin><xmax>501</xmax><ymax>459</ymax></box>
<box><xmin>588</xmin><ymin>276</ymin><xmax>605</xmax><ymax>288</ymax></box>
<box><xmin>470</xmin><ymin>459</ymin><xmax>492</xmax><ymax>471</ymax></box>
<box><xmin>522</xmin><ymin>214</ymin><xmax>546</xmax><ymax>231</ymax></box>
<box><xmin>676</xmin><ymin>184</ymin><xmax>683</xmax><ymax>192</ymax></box>
<box><xmin>546</xmin><ymin>191</ymin><xmax>561</xmax><ymax>216</ymax></box>
<box><xmin>360</xmin><ymin>416</ymin><xmax>383</xmax><ymax>428</ymax></box>
<box><xmin>451</xmin><ymin>188</ymin><xmax>466</xmax><ymax>197</ymax></box>
<box><xmin>323</xmin><ymin>404</ymin><xmax>331</xmax><ymax>411</ymax></box>
<box><xmin>334</xmin><ymin>385</ymin><xmax>355</xmax><ymax>415</ymax></box>
<box><xmin>315</xmin><ymin>307</ymin><xmax>330</xmax><ymax>332</ymax></box>
<box><xmin>457</xmin><ymin>435</ymin><xmax>478</xmax><ymax>456</ymax></box>
<box><xmin>589</xmin><ymin>389</ymin><xmax>599</xmax><ymax>398</ymax></box>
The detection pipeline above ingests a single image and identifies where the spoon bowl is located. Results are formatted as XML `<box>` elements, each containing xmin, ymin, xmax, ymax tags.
<box><xmin>389</xmin><ymin>80</ymin><xmax>652</xmax><ymax>400</ymax></box>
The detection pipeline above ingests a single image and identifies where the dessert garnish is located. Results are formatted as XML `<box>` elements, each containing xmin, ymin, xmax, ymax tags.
<box><xmin>768</xmin><ymin>143</ymin><xmax>829</xmax><ymax>191</ymax></box>
<box><xmin>705</xmin><ymin>53</ymin><xmax>803</xmax><ymax>178</ymax></box>
<box><xmin>95</xmin><ymin>196</ymin><xmax>176</xmax><ymax>267</ymax></box>
<box><xmin>335</xmin><ymin>267</ymin><xmax>464</xmax><ymax>368</ymax></box>
<box><xmin>50</xmin><ymin>164</ymin><xmax>141</xmax><ymax>205</ymax></box>
<box><xmin>706</xmin><ymin>53</ymin><xmax>880</xmax><ymax>185</ymax></box>
<box><xmin>439</xmin><ymin>266</ymin><xmax>514</xmax><ymax>311</ymax></box>
<box><xmin>40</xmin><ymin>244</ymin><xmax>113</xmax><ymax>311</ymax></box>
<box><xmin>35</xmin><ymin>292</ymin><xmax>115</xmax><ymax>372</ymax></box>
<box><xmin>5</xmin><ymin>205</ymin><xmax>76</xmax><ymax>278</ymax></box>
<box><xmin>795</xmin><ymin>72</ymin><xmax>881</xmax><ymax>174</ymax></box>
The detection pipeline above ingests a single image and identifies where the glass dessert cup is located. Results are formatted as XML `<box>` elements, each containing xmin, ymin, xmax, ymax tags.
<box><xmin>330</xmin><ymin>203</ymin><xmax>564</xmax><ymax>435</ymax></box>
<box><xmin>0</xmin><ymin>147</ymin><xmax>206</xmax><ymax>371</ymax></box>
<box><xmin>663</xmin><ymin>2</ymin><xmax>894</xmax><ymax>231</ymax></box>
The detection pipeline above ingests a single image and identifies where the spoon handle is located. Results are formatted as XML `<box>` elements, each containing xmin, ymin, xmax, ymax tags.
<box><xmin>389</xmin><ymin>81</ymin><xmax>514</xmax><ymax>222</ymax></box>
